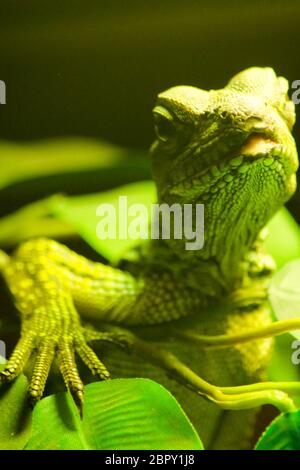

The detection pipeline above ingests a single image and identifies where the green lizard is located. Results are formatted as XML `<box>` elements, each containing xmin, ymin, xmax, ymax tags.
<box><xmin>0</xmin><ymin>67</ymin><xmax>299</xmax><ymax>449</ymax></box>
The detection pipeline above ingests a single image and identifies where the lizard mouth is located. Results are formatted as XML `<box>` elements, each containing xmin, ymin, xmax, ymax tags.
<box><xmin>231</xmin><ymin>132</ymin><xmax>298</xmax><ymax>172</ymax></box>
<box><xmin>237</xmin><ymin>133</ymin><xmax>277</xmax><ymax>158</ymax></box>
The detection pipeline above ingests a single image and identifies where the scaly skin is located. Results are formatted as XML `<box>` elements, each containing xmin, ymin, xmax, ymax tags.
<box><xmin>0</xmin><ymin>67</ymin><xmax>298</xmax><ymax>449</ymax></box>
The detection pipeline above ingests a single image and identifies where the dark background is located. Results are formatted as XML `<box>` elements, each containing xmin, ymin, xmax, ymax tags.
<box><xmin>0</xmin><ymin>0</ymin><xmax>300</xmax><ymax>214</ymax></box>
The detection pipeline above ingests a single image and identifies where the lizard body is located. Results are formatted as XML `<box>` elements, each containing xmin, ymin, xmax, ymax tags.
<box><xmin>0</xmin><ymin>67</ymin><xmax>298</xmax><ymax>449</ymax></box>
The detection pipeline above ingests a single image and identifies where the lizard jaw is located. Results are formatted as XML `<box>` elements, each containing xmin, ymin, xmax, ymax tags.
<box><xmin>165</xmin><ymin>131</ymin><xmax>298</xmax><ymax>201</ymax></box>
<box><xmin>233</xmin><ymin>132</ymin><xmax>298</xmax><ymax>174</ymax></box>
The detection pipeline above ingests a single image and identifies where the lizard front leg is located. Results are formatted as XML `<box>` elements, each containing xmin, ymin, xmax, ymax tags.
<box><xmin>0</xmin><ymin>238</ymin><xmax>143</xmax><ymax>412</ymax></box>
<box><xmin>0</xmin><ymin>238</ymin><xmax>199</xmax><ymax>411</ymax></box>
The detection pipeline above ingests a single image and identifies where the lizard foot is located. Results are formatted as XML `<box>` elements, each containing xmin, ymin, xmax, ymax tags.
<box><xmin>0</xmin><ymin>324</ymin><xmax>124</xmax><ymax>416</ymax></box>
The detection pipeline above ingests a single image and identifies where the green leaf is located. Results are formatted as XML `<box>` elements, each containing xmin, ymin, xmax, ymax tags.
<box><xmin>255</xmin><ymin>409</ymin><xmax>300</xmax><ymax>450</ymax></box>
<box><xmin>267</xmin><ymin>334</ymin><xmax>300</xmax><ymax>408</ymax></box>
<box><xmin>0</xmin><ymin>138</ymin><xmax>137</xmax><ymax>190</ymax></box>
<box><xmin>268</xmin><ymin>259</ymin><xmax>300</xmax><ymax>339</ymax></box>
<box><xmin>51</xmin><ymin>181</ymin><xmax>156</xmax><ymax>264</ymax></box>
<box><xmin>0</xmin><ymin>139</ymin><xmax>150</xmax><ymax>224</ymax></box>
<box><xmin>267</xmin><ymin>334</ymin><xmax>300</xmax><ymax>382</ymax></box>
<box><xmin>0</xmin><ymin>362</ymin><xmax>32</xmax><ymax>450</ymax></box>
<box><xmin>265</xmin><ymin>208</ymin><xmax>300</xmax><ymax>268</ymax></box>
<box><xmin>26</xmin><ymin>378</ymin><xmax>203</xmax><ymax>450</ymax></box>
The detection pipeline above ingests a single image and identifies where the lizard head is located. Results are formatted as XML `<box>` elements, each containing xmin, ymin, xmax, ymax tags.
<box><xmin>150</xmin><ymin>67</ymin><xmax>298</xmax><ymax>272</ymax></box>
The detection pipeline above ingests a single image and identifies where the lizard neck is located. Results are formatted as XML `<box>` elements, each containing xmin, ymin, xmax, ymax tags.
<box><xmin>154</xmin><ymin>177</ymin><xmax>281</xmax><ymax>290</ymax></box>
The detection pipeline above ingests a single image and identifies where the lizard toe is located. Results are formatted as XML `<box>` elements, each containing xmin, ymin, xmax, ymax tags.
<box><xmin>58</xmin><ymin>338</ymin><xmax>85</xmax><ymax>416</ymax></box>
<box><xmin>28</xmin><ymin>339</ymin><xmax>56</xmax><ymax>406</ymax></box>
<box><xmin>0</xmin><ymin>331</ymin><xmax>35</xmax><ymax>383</ymax></box>
<box><xmin>75</xmin><ymin>337</ymin><xmax>110</xmax><ymax>380</ymax></box>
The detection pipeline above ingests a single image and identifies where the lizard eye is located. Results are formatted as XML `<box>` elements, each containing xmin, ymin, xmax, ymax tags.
<box><xmin>153</xmin><ymin>106</ymin><xmax>177</xmax><ymax>144</ymax></box>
